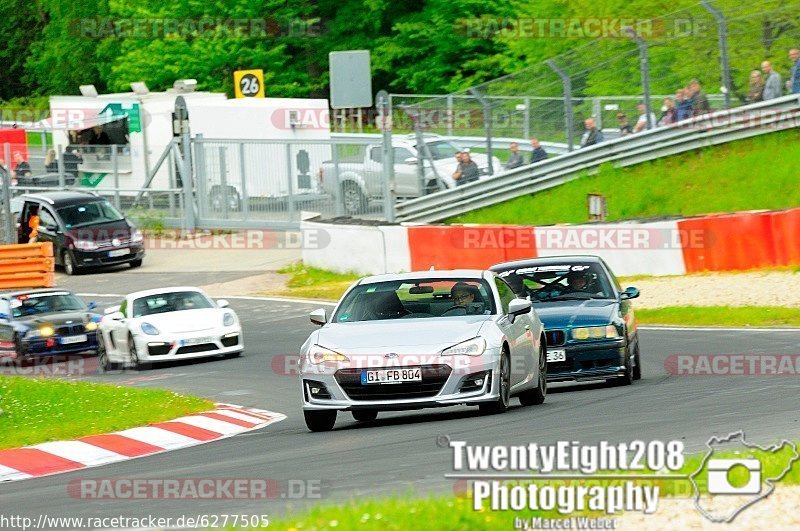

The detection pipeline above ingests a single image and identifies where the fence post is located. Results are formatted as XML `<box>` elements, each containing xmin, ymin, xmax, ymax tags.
<box><xmin>625</xmin><ymin>27</ymin><xmax>654</xmax><ymax>130</ymax></box>
<box><xmin>2</xmin><ymin>143</ymin><xmax>13</xmax><ymax>244</ymax></box>
<box><xmin>56</xmin><ymin>144</ymin><xmax>66</xmax><ymax>188</ymax></box>
<box><xmin>218</xmin><ymin>146</ymin><xmax>229</xmax><ymax>220</ymax></box>
<box><xmin>180</xmin><ymin>137</ymin><xmax>195</xmax><ymax>233</ymax></box>
<box><xmin>194</xmin><ymin>135</ymin><xmax>207</xmax><ymax>222</ymax></box>
<box><xmin>112</xmin><ymin>146</ymin><xmax>120</xmax><ymax>209</ymax></box>
<box><xmin>377</xmin><ymin>90</ymin><xmax>395</xmax><ymax>223</ymax></box>
<box><xmin>167</xmin><ymin>148</ymin><xmax>176</xmax><ymax>217</ymax></box>
<box><xmin>593</xmin><ymin>98</ymin><xmax>603</xmax><ymax>130</ymax></box>
<box><xmin>285</xmin><ymin>143</ymin><xmax>296</xmax><ymax>222</ymax></box>
<box><xmin>238</xmin><ymin>142</ymin><xmax>249</xmax><ymax>220</ymax></box>
<box><xmin>331</xmin><ymin>143</ymin><xmax>343</xmax><ymax>217</ymax></box>
<box><xmin>468</xmin><ymin>87</ymin><xmax>494</xmax><ymax>175</ymax></box>
<box><xmin>523</xmin><ymin>97</ymin><xmax>531</xmax><ymax>140</ymax></box>
<box><xmin>446</xmin><ymin>94</ymin><xmax>454</xmax><ymax>136</ymax></box>
<box><xmin>702</xmin><ymin>0</ymin><xmax>732</xmax><ymax>108</ymax></box>
<box><xmin>547</xmin><ymin>60</ymin><xmax>575</xmax><ymax>152</ymax></box>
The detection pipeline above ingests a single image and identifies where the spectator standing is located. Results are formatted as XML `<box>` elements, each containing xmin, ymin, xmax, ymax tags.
<box><xmin>633</xmin><ymin>103</ymin><xmax>657</xmax><ymax>133</ymax></box>
<box><xmin>579</xmin><ymin>118</ymin><xmax>603</xmax><ymax>148</ymax></box>
<box><xmin>746</xmin><ymin>70</ymin><xmax>765</xmax><ymax>102</ymax></box>
<box><xmin>788</xmin><ymin>49</ymin><xmax>800</xmax><ymax>94</ymax></box>
<box><xmin>761</xmin><ymin>61</ymin><xmax>783</xmax><ymax>100</ymax></box>
<box><xmin>44</xmin><ymin>149</ymin><xmax>58</xmax><ymax>173</ymax></box>
<box><xmin>12</xmin><ymin>152</ymin><xmax>31</xmax><ymax>180</ymax></box>
<box><xmin>452</xmin><ymin>151</ymin><xmax>480</xmax><ymax>186</ymax></box>
<box><xmin>616</xmin><ymin>113</ymin><xmax>633</xmax><ymax>136</ymax></box>
<box><xmin>675</xmin><ymin>89</ymin><xmax>692</xmax><ymax>121</ymax></box>
<box><xmin>688</xmin><ymin>80</ymin><xmax>710</xmax><ymax>114</ymax></box>
<box><xmin>505</xmin><ymin>142</ymin><xmax>525</xmax><ymax>170</ymax></box>
<box><xmin>62</xmin><ymin>147</ymin><xmax>82</xmax><ymax>177</ymax></box>
<box><xmin>658</xmin><ymin>98</ymin><xmax>677</xmax><ymax>126</ymax></box>
<box><xmin>530</xmin><ymin>138</ymin><xmax>548</xmax><ymax>163</ymax></box>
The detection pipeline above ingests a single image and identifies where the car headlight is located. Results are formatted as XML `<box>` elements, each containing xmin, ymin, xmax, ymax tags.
<box><xmin>572</xmin><ymin>325</ymin><xmax>621</xmax><ymax>340</ymax></box>
<box><xmin>141</xmin><ymin>322</ymin><xmax>160</xmax><ymax>335</ymax></box>
<box><xmin>39</xmin><ymin>325</ymin><xmax>55</xmax><ymax>337</ymax></box>
<box><xmin>84</xmin><ymin>321</ymin><xmax>98</xmax><ymax>331</ymax></box>
<box><xmin>74</xmin><ymin>240</ymin><xmax>99</xmax><ymax>251</ymax></box>
<box><xmin>440</xmin><ymin>337</ymin><xmax>486</xmax><ymax>357</ymax></box>
<box><xmin>307</xmin><ymin>345</ymin><xmax>349</xmax><ymax>365</ymax></box>
<box><xmin>131</xmin><ymin>229</ymin><xmax>144</xmax><ymax>243</ymax></box>
<box><xmin>223</xmin><ymin>312</ymin><xmax>235</xmax><ymax>326</ymax></box>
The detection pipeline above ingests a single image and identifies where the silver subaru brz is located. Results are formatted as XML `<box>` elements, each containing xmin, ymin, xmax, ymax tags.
<box><xmin>299</xmin><ymin>270</ymin><xmax>547</xmax><ymax>431</ymax></box>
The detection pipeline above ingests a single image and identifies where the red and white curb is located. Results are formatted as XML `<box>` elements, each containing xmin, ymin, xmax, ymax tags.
<box><xmin>0</xmin><ymin>403</ymin><xmax>285</xmax><ymax>483</ymax></box>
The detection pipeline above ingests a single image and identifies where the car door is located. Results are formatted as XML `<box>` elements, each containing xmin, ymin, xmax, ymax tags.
<box><xmin>493</xmin><ymin>277</ymin><xmax>534</xmax><ymax>388</ymax></box>
<box><xmin>390</xmin><ymin>146</ymin><xmax>420</xmax><ymax>197</ymax></box>
<box><xmin>35</xmin><ymin>206</ymin><xmax>61</xmax><ymax>256</ymax></box>
<box><xmin>17</xmin><ymin>201</ymin><xmax>40</xmax><ymax>244</ymax></box>
<box><xmin>108</xmin><ymin>299</ymin><xmax>132</xmax><ymax>355</ymax></box>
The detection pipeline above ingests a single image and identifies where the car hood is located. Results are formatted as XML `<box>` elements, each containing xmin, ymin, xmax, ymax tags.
<box><xmin>316</xmin><ymin>316</ymin><xmax>491</xmax><ymax>353</ymax></box>
<box><xmin>533</xmin><ymin>300</ymin><xmax>619</xmax><ymax>329</ymax></box>
<box><xmin>65</xmin><ymin>219</ymin><xmax>132</xmax><ymax>241</ymax></box>
<box><xmin>18</xmin><ymin>311</ymin><xmax>96</xmax><ymax>327</ymax></box>
<box><xmin>137</xmin><ymin>308</ymin><xmax>223</xmax><ymax>334</ymax></box>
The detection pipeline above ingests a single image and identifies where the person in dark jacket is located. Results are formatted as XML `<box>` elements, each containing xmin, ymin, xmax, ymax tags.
<box><xmin>452</xmin><ymin>151</ymin><xmax>480</xmax><ymax>186</ymax></box>
<box><xmin>504</xmin><ymin>142</ymin><xmax>525</xmax><ymax>170</ymax></box>
<box><xmin>579</xmin><ymin>118</ymin><xmax>603</xmax><ymax>148</ymax></box>
<box><xmin>689</xmin><ymin>80</ymin><xmax>711</xmax><ymax>114</ymax></box>
<box><xmin>747</xmin><ymin>70</ymin><xmax>765</xmax><ymax>103</ymax></box>
<box><xmin>675</xmin><ymin>88</ymin><xmax>693</xmax><ymax>121</ymax></box>
<box><xmin>530</xmin><ymin>138</ymin><xmax>548</xmax><ymax>163</ymax></box>
<box><xmin>616</xmin><ymin>113</ymin><xmax>633</xmax><ymax>136</ymax></box>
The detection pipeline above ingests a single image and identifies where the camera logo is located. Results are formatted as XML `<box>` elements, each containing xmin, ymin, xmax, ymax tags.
<box><xmin>706</xmin><ymin>458</ymin><xmax>761</xmax><ymax>495</ymax></box>
<box><xmin>689</xmin><ymin>431</ymin><xmax>799</xmax><ymax>523</ymax></box>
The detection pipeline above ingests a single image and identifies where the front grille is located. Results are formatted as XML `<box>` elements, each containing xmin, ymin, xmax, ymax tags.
<box><xmin>221</xmin><ymin>335</ymin><xmax>239</xmax><ymax>347</ymax></box>
<box><xmin>96</xmin><ymin>238</ymin><xmax>132</xmax><ymax>249</ymax></box>
<box><xmin>579</xmin><ymin>358</ymin><xmax>617</xmax><ymax>370</ymax></box>
<box><xmin>56</xmin><ymin>324</ymin><xmax>85</xmax><ymax>336</ymax></box>
<box><xmin>545</xmin><ymin>329</ymin><xmax>566</xmax><ymax>347</ymax></box>
<box><xmin>548</xmin><ymin>360</ymin><xmax>573</xmax><ymax>373</ymax></box>
<box><xmin>175</xmin><ymin>343</ymin><xmax>217</xmax><ymax>354</ymax></box>
<box><xmin>335</xmin><ymin>364</ymin><xmax>452</xmax><ymax>401</ymax></box>
<box><xmin>148</xmin><ymin>343</ymin><xmax>171</xmax><ymax>356</ymax></box>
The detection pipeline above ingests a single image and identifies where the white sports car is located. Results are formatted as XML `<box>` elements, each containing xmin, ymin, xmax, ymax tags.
<box><xmin>97</xmin><ymin>287</ymin><xmax>243</xmax><ymax>370</ymax></box>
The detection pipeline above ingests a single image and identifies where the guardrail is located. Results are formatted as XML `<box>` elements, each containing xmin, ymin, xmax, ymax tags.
<box><xmin>393</xmin><ymin>94</ymin><xmax>800</xmax><ymax>223</ymax></box>
<box><xmin>0</xmin><ymin>242</ymin><xmax>55</xmax><ymax>289</ymax></box>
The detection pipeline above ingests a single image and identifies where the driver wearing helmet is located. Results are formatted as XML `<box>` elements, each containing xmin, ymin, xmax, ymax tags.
<box><xmin>563</xmin><ymin>269</ymin><xmax>593</xmax><ymax>294</ymax></box>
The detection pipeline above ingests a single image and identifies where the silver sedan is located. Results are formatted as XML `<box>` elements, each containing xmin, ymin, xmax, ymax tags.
<box><xmin>299</xmin><ymin>270</ymin><xmax>547</xmax><ymax>431</ymax></box>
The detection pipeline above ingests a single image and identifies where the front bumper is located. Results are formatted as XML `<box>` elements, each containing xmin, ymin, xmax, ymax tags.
<box><xmin>300</xmin><ymin>351</ymin><xmax>502</xmax><ymax>411</ymax></box>
<box><xmin>546</xmin><ymin>340</ymin><xmax>627</xmax><ymax>382</ymax></box>
<box><xmin>133</xmin><ymin>328</ymin><xmax>243</xmax><ymax>362</ymax></box>
<box><xmin>72</xmin><ymin>246</ymin><xmax>145</xmax><ymax>269</ymax></box>
<box><xmin>19</xmin><ymin>331</ymin><xmax>99</xmax><ymax>357</ymax></box>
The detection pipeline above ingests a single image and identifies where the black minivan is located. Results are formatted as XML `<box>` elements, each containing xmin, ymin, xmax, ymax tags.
<box><xmin>13</xmin><ymin>191</ymin><xmax>145</xmax><ymax>275</ymax></box>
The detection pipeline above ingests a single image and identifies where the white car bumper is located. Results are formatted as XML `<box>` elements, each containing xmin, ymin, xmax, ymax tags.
<box><xmin>133</xmin><ymin>327</ymin><xmax>243</xmax><ymax>362</ymax></box>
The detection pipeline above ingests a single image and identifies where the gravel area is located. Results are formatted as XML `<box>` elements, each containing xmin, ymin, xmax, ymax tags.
<box><xmin>617</xmin><ymin>487</ymin><xmax>800</xmax><ymax>529</ymax></box>
<box><xmin>627</xmin><ymin>271</ymin><xmax>800</xmax><ymax>309</ymax></box>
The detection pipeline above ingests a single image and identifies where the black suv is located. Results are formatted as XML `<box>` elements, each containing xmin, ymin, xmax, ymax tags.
<box><xmin>13</xmin><ymin>191</ymin><xmax>145</xmax><ymax>275</ymax></box>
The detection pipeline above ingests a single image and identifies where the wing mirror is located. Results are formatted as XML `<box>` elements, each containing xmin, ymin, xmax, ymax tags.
<box><xmin>507</xmin><ymin>298</ymin><xmax>532</xmax><ymax>323</ymax></box>
<box><xmin>103</xmin><ymin>305</ymin><xmax>121</xmax><ymax>315</ymax></box>
<box><xmin>404</xmin><ymin>156</ymin><xmax>418</xmax><ymax>166</ymax></box>
<box><xmin>87</xmin><ymin>302</ymin><xmax>97</xmax><ymax>310</ymax></box>
<box><xmin>107</xmin><ymin>311</ymin><xmax>124</xmax><ymax>321</ymax></box>
<box><xmin>45</xmin><ymin>223</ymin><xmax>59</xmax><ymax>232</ymax></box>
<box><xmin>217</xmin><ymin>299</ymin><xmax>229</xmax><ymax>308</ymax></box>
<box><xmin>310</xmin><ymin>308</ymin><xmax>327</xmax><ymax>326</ymax></box>
<box><xmin>620</xmin><ymin>287</ymin><xmax>640</xmax><ymax>300</ymax></box>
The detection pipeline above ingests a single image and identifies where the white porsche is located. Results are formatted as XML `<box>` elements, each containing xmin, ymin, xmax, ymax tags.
<box><xmin>97</xmin><ymin>287</ymin><xmax>243</xmax><ymax>370</ymax></box>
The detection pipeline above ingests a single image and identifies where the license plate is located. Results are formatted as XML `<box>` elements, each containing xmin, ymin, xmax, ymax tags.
<box><xmin>181</xmin><ymin>336</ymin><xmax>214</xmax><ymax>346</ymax></box>
<box><xmin>60</xmin><ymin>334</ymin><xmax>87</xmax><ymax>345</ymax></box>
<box><xmin>361</xmin><ymin>368</ymin><xmax>422</xmax><ymax>384</ymax></box>
<box><xmin>108</xmin><ymin>248</ymin><xmax>131</xmax><ymax>258</ymax></box>
<box><xmin>547</xmin><ymin>349</ymin><xmax>566</xmax><ymax>363</ymax></box>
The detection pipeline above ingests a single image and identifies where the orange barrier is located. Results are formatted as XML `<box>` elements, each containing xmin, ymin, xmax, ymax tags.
<box><xmin>0</xmin><ymin>243</ymin><xmax>55</xmax><ymax>289</ymax></box>
<box><xmin>408</xmin><ymin>226</ymin><xmax>537</xmax><ymax>271</ymax></box>
<box><xmin>679</xmin><ymin>208</ymin><xmax>800</xmax><ymax>273</ymax></box>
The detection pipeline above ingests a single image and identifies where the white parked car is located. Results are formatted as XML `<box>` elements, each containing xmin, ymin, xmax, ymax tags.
<box><xmin>97</xmin><ymin>287</ymin><xmax>243</xmax><ymax>370</ymax></box>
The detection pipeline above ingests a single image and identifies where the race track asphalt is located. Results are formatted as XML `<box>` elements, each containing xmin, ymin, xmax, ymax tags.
<box><xmin>1</xmin><ymin>270</ymin><xmax>799</xmax><ymax>524</ymax></box>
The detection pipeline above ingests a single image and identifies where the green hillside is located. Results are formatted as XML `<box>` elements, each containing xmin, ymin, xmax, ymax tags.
<box><xmin>447</xmin><ymin>130</ymin><xmax>800</xmax><ymax>225</ymax></box>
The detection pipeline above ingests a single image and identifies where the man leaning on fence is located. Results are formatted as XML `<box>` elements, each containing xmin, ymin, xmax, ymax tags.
<box><xmin>530</xmin><ymin>138</ymin><xmax>547</xmax><ymax>163</ymax></box>
<box><xmin>452</xmin><ymin>150</ymin><xmax>480</xmax><ymax>186</ymax></box>
<box><xmin>761</xmin><ymin>61</ymin><xmax>783</xmax><ymax>100</ymax></box>
<box><xmin>505</xmin><ymin>142</ymin><xmax>525</xmax><ymax>170</ymax></box>
<box><xmin>579</xmin><ymin>118</ymin><xmax>603</xmax><ymax>148</ymax></box>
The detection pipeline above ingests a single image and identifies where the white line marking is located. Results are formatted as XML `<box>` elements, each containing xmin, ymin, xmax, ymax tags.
<box><xmin>639</xmin><ymin>326</ymin><xmax>800</xmax><ymax>332</ymax></box>
<box><xmin>171</xmin><ymin>416</ymin><xmax>246</xmax><ymax>435</ymax></box>
<box><xmin>213</xmin><ymin>409</ymin><xmax>274</xmax><ymax>424</ymax></box>
<box><xmin>114</xmin><ymin>426</ymin><xmax>199</xmax><ymax>449</ymax></box>
<box><xmin>77</xmin><ymin>293</ymin><xmax>337</xmax><ymax>306</ymax></box>
<box><xmin>31</xmin><ymin>441</ymin><xmax>125</xmax><ymax>467</ymax></box>
<box><xmin>0</xmin><ymin>464</ymin><xmax>32</xmax><ymax>482</ymax></box>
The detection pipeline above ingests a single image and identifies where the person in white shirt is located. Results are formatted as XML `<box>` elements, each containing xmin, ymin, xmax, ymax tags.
<box><xmin>633</xmin><ymin>103</ymin><xmax>657</xmax><ymax>133</ymax></box>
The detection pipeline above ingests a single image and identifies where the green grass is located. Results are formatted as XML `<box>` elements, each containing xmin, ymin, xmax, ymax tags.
<box><xmin>636</xmin><ymin>306</ymin><xmax>800</xmax><ymax>327</ymax></box>
<box><xmin>0</xmin><ymin>376</ymin><xmax>212</xmax><ymax>449</ymax></box>
<box><xmin>265</xmin><ymin>262</ymin><xmax>360</xmax><ymax>300</ymax></box>
<box><xmin>448</xmin><ymin>129</ymin><xmax>800</xmax><ymax>225</ymax></box>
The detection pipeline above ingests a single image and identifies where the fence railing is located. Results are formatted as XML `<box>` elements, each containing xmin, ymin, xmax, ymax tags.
<box><xmin>394</xmin><ymin>94</ymin><xmax>800</xmax><ymax>223</ymax></box>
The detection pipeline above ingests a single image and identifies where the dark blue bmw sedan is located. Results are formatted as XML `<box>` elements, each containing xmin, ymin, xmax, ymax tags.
<box><xmin>490</xmin><ymin>256</ymin><xmax>641</xmax><ymax>385</ymax></box>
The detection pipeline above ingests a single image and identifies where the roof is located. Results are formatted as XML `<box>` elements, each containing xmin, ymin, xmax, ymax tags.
<box><xmin>0</xmin><ymin>288</ymin><xmax>74</xmax><ymax>298</ymax></box>
<box><xmin>360</xmin><ymin>269</ymin><xmax>489</xmax><ymax>285</ymax></box>
<box><xmin>125</xmin><ymin>286</ymin><xmax>208</xmax><ymax>299</ymax></box>
<box><xmin>489</xmin><ymin>255</ymin><xmax>603</xmax><ymax>271</ymax></box>
<box><xmin>18</xmin><ymin>190</ymin><xmax>103</xmax><ymax>207</ymax></box>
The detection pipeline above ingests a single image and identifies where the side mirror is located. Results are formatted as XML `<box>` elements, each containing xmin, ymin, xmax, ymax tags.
<box><xmin>620</xmin><ymin>287</ymin><xmax>640</xmax><ymax>300</ymax></box>
<box><xmin>404</xmin><ymin>157</ymin><xmax>418</xmax><ymax>166</ymax></box>
<box><xmin>310</xmin><ymin>308</ymin><xmax>327</xmax><ymax>326</ymax></box>
<box><xmin>217</xmin><ymin>299</ymin><xmax>229</xmax><ymax>308</ymax></box>
<box><xmin>87</xmin><ymin>302</ymin><xmax>97</xmax><ymax>310</ymax></box>
<box><xmin>103</xmin><ymin>305</ymin><xmax>121</xmax><ymax>315</ymax></box>
<box><xmin>45</xmin><ymin>223</ymin><xmax>59</xmax><ymax>232</ymax></box>
<box><xmin>507</xmin><ymin>298</ymin><xmax>532</xmax><ymax>323</ymax></box>
<box><xmin>107</xmin><ymin>311</ymin><xmax>124</xmax><ymax>321</ymax></box>
<box><xmin>0</xmin><ymin>313</ymin><xmax>7</xmax><ymax>320</ymax></box>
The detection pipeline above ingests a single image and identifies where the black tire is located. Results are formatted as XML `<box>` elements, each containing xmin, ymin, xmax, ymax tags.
<box><xmin>341</xmin><ymin>182</ymin><xmax>367</xmax><ymax>215</ymax></box>
<box><xmin>352</xmin><ymin>410</ymin><xmax>378</xmax><ymax>422</ymax></box>
<box><xmin>129</xmin><ymin>259</ymin><xmax>143</xmax><ymax>269</ymax></box>
<box><xmin>129</xmin><ymin>333</ymin><xmax>150</xmax><ymax>370</ymax></box>
<box><xmin>632</xmin><ymin>341</ymin><xmax>642</xmax><ymax>381</ymax></box>
<box><xmin>480</xmin><ymin>351</ymin><xmax>511</xmax><ymax>415</ymax></box>
<box><xmin>12</xmin><ymin>335</ymin><xmax>27</xmax><ymax>365</ymax></box>
<box><xmin>519</xmin><ymin>343</ymin><xmax>547</xmax><ymax>406</ymax></box>
<box><xmin>62</xmin><ymin>250</ymin><xmax>78</xmax><ymax>276</ymax></box>
<box><xmin>97</xmin><ymin>334</ymin><xmax>119</xmax><ymax>372</ymax></box>
<box><xmin>304</xmin><ymin>410</ymin><xmax>337</xmax><ymax>432</ymax></box>
<box><xmin>611</xmin><ymin>347</ymin><xmax>634</xmax><ymax>386</ymax></box>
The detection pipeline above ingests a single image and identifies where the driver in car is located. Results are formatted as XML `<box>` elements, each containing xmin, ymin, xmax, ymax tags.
<box><xmin>562</xmin><ymin>270</ymin><xmax>595</xmax><ymax>294</ymax></box>
<box><xmin>448</xmin><ymin>282</ymin><xmax>485</xmax><ymax>315</ymax></box>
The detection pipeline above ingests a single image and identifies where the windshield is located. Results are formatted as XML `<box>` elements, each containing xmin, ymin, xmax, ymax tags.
<box><xmin>422</xmin><ymin>141</ymin><xmax>462</xmax><ymax>160</ymax></box>
<box><xmin>11</xmin><ymin>292</ymin><xmax>86</xmax><ymax>317</ymax></box>
<box><xmin>332</xmin><ymin>278</ymin><xmax>496</xmax><ymax>323</ymax></box>
<box><xmin>132</xmin><ymin>291</ymin><xmax>214</xmax><ymax>317</ymax></box>
<box><xmin>497</xmin><ymin>263</ymin><xmax>615</xmax><ymax>301</ymax></box>
<box><xmin>57</xmin><ymin>200</ymin><xmax>125</xmax><ymax>229</ymax></box>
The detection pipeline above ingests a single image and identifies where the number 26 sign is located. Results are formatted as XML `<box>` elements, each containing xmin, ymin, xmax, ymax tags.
<box><xmin>234</xmin><ymin>69</ymin><xmax>265</xmax><ymax>98</ymax></box>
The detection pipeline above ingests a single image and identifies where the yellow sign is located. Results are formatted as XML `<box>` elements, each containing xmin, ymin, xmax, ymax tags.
<box><xmin>233</xmin><ymin>69</ymin><xmax>265</xmax><ymax>98</ymax></box>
